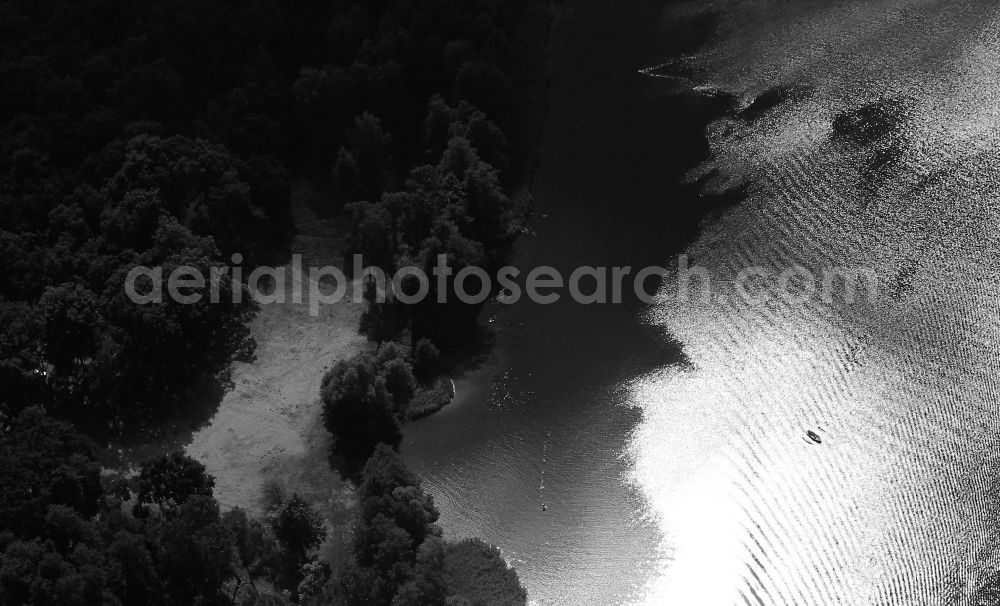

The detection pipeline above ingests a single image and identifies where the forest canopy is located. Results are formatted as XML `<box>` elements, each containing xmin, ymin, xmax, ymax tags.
<box><xmin>0</xmin><ymin>0</ymin><xmax>549</xmax><ymax>432</ymax></box>
<box><xmin>0</xmin><ymin>0</ymin><xmax>551</xmax><ymax>603</ymax></box>
<box><xmin>0</xmin><ymin>407</ymin><xmax>528</xmax><ymax>605</ymax></box>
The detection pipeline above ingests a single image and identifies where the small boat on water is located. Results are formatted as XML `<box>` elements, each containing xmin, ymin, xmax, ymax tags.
<box><xmin>806</xmin><ymin>430</ymin><xmax>822</xmax><ymax>444</ymax></box>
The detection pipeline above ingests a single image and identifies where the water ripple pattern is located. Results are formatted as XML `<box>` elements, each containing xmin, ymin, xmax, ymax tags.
<box><xmin>631</xmin><ymin>1</ymin><xmax>1000</xmax><ymax>604</ymax></box>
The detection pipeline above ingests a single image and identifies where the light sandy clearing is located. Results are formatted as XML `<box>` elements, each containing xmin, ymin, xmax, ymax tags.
<box><xmin>185</xmin><ymin>185</ymin><xmax>367</xmax><ymax>516</ymax></box>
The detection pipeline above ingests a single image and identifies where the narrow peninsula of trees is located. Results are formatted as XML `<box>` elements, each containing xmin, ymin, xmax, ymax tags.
<box><xmin>315</xmin><ymin>0</ymin><xmax>554</xmax><ymax>488</ymax></box>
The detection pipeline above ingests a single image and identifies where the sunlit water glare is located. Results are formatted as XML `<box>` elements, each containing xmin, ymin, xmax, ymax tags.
<box><xmin>631</xmin><ymin>1</ymin><xmax>1000</xmax><ymax>603</ymax></box>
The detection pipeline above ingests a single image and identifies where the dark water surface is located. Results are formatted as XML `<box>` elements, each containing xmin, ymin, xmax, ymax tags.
<box><xmin>408</xmin><ymin>1</ymin><xmax>1000</xmax><ymax>604</ymax></box>
<box><xmin>404</xmin><ymin>1</ymin><xmax>715</xmax><ymax>603</ymax></box>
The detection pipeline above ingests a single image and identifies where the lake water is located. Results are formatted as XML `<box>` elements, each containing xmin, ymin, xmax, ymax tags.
<box><xmin>405</xmin><ymin>1</ymin><xmax>1000</xmax><ymax>604</ymax></box>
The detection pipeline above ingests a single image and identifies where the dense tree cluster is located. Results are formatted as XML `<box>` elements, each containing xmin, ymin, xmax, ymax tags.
<box><xmin>349</xmin><ymin>133</ymin><xmax>521</xmax><ymax>347</ymax></box>
<box><xmin>314</xmin><ymin>1</ymin><xmax>546</xmax><ymax>347</ymax></box>
<box><xmin>0</xmin><ymin>132</ymin><xmax>266</xmax><ymax>427</ymax></box>
<box><xmin>321</xmin><ymin>339</ymin><xmax>451</xmax><ymax>477</ymax></box>
<box><xmin>0</xmin><ymin>0</ymin><xmax>549</xmax><ymax>426</ymax></box>
<box><xmin>444</xmin><ymin>539</ymin><xmax>528</xmax><ymax>606</ymax></box>
<box><xmin>345</xmin><ymin>120</ymin><xmax>523</xmax><ymax>347</ymax></box>
<box><xmin>0</xmin><ymin>407</ymin><xmax>526</xmax><ymax>606</ymax></box>
<box><xmin>0</xmin><ymin>0</ymin><xmax>309</xmax><ymax>426</ymax></box>
<box><xmin>310</xmin><ymin>4</ymin><xmax>549</xmax><ymax>602</ymax></box>
<box><xmin>317</xmin><ymin>0</ymin><xmax>550</xmax><ymax>490</ymax></box>
<box><xmin>0</xmin><ymin>407</ymin><xmax>328</xmax><ymax>605</ymax></box>
<box><xmin>325</xmin><ymin>445</ymin><xmax>527</xmax><ymax>606</ymax></box>
<box><xmin>292</xmin><ymin>0</ymin><xmax>535</xmax><ymax>173</ymax></box>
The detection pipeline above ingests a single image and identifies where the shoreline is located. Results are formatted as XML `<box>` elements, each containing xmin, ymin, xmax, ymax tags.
<box><xmin>147</xmin><ymin>0</ymin><xmax>560</xmax><ymax>580</ymax></box>
<box><xmin>96</xmin><ymin>1</ymin><xmax>735</xmax><ymax>601</ymax></box>
<box><xmin>103</xmin><ymin>0</ymin><xmax>561</xmax><ymax>539</ymax></box>
<box><xmin>400</xmin><ymin>1</ymin><xmax>743</xmax><ymax>603</ymax></box>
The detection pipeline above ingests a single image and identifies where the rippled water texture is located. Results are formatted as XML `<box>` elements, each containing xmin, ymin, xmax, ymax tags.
<box><xmin>633</xmin><ymin>1</ymin><xmax>1000</xmax><ymax>604</ymax></box>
